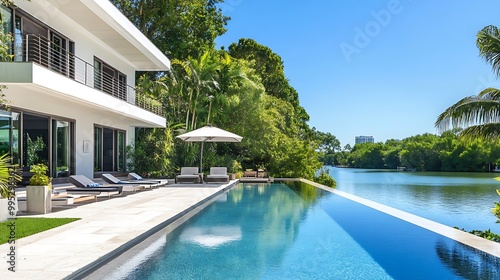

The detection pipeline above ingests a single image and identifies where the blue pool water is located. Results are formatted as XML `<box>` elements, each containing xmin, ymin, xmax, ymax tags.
<box><xmin>121</xmin><ymin>182</ymin><xmax>499</xmax><ymax>279</ymax></box>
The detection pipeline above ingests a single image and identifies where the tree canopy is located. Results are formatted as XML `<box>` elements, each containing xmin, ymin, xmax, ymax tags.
<box><xmin>325</xmin><ymin>132</ymin><xmax>500</xmax><ymax>172</ymax></box>
<box><xmin>110</xmin><ymin>0</ymin><xmax>229</xmax><ymax>60</ymax></box>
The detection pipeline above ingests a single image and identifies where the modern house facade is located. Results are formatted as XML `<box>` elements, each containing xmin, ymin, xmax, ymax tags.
<box><xmin>355</xmin><ymin>135</ymin><xmax>374</xmax><ymax>145</ymax></box>
<box><xmin>0</xmin><ymin>0</ymin><xmax>170</xmax><ymax>181</ymax></box>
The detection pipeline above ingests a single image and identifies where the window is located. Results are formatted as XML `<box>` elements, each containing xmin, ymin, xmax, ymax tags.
<box><xmin>93</xmin><ymin>57</ymin><xmax>127</xmax><ymax>99</ymax></box>
<box><xmin>7</xmin><ymin>9</ymin><xmax>75</xmax><ymax>71</ymax></box>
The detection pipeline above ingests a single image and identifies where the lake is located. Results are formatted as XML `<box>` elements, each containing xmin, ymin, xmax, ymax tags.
<box><xmin>327</xmin><ymin>166</ymin><xmax>500</xmax><ymax>232</ymax></box>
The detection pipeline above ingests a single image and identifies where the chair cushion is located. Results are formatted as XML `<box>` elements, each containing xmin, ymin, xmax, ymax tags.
<box><xmin>210</xmin><ymin>167</ymin><xmax>227</xmax><ymax>175</ymax></box>
<box><xmin>180</xmin><ymin>167</ymin><xmax>199</xmax><ymax>175</ymax></box>
<box><xmin>69</xmin><ymin>175</ymin><xmax>95</xmax><ymax>188</ymax></box>
<box><xmin>177</xmin><ymin>174</ymin><xmax>200</xmax><ymax>179</ymax></box>
<box><xmin>128</xmin><ymin>173</ymin><xmax>143</xmax><ymax>180</ymax></box>
<box><xmin>101</xmin><ymin>174</ymin><xmax>121</xmax><ymax>184</ymax></box>
<box><xmin>207</xmin><ymin>175</ymin><xmax>228</xmax><ymax>179</ymax></box>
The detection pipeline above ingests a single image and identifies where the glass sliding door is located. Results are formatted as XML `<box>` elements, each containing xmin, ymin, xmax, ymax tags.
<box><xmin>52</xmin><ymin>120</ymin><xmax>71</xmax><ymax>178</ymax></box>
<box><xmin>11</xmin><ymin>112</ymin><xmax>20</xmax><ymax>165</ymax></box>
<box><xmin>94</xmin><ymin>125</ymin><xmax>126</xmax><ymax>173</ymax></box>
<box><xmin>14</xmin><ymin>15</ymin><xmax>22</xmax><ymax>61</ymax></box>
<box><xmin>23</xmin><ymin>113</ymin><xmax>49</xmax><ymax>168</ymax></box>
<box><xmin>116</xmin><ymin>131</ymin><xmax>125</xmax><ymax>172</ymax></box>
<box><xmin>102</xmin><ymin>128</ymin><xmax>114</xmax><ymax>171</ymax></box>
<box><xmin>50</xmin><ymin>31</ymin><xmax>67</xmax><ymax>76</ymax></box>
<box><xmin>0</xmin><ymin>110</ymin><xmax>20</xmax><ymax>164</ymax></box>
<box><xmin>0</xmin><ymin>111</ymin><xmax>12</xmax><ymax>156</ymax></box>
<box><xmin>1</xmin><ymin>5</ymin><xmax>12</xmax><ymax>58</ymax></box>
<box><xmin>94</xmin><ymin>126</ymin><xmax>102</xmax><ymax>172</ymax></box>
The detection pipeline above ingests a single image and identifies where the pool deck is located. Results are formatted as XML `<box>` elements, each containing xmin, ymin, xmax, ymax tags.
<box><xmin>0</xmin><ymin>180</ymin><xmax>236</xmax><ymax>279</ymax></box>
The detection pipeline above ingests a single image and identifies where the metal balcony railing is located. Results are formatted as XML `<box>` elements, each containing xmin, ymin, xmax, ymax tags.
<box><xmin>17</xmin><ymin>34</ymin><xmax>164</xmax><ymax>116</ymax></box>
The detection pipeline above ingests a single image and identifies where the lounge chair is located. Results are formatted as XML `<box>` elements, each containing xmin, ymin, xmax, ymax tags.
<box><xmin>243</xmin><ymin>170</ymin><xmax>257</xmax><ymax>178</ymax></box>
<box><xmin>239</xmin><ymin>169</ymin><xmax>273</xmax><ymax>183</ymax></box>
<box><xmin>175</xmin><ymin>167</ymin><xmax>202</xmax><ymax>183</ymax></box>
<box><xmin>66</xmin><ymin>175</ymin><xmax>124</xmax><ymax>201</ymax></box>
<box><xmin>128</xmin><ymin>172</ymin><xmax>169</xmax><ymax>186</ymax></box>
<box><xmin>206</xmin><ymin>167</ymin><xmax>229</xmax><ymax>183</ymax></box>
<box><xmin>101</xmin><ymin>173</ymin><xmax>161</xmax><ymax>189</ymax></box>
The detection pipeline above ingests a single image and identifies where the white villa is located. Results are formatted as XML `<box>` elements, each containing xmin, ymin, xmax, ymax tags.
<box><xmin>0</xmin><ymin>0</ymin><xmax>170</xmax><ymax>182</ymax></box>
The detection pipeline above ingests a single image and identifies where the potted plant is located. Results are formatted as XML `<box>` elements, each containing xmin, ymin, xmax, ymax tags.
<box><xmin>229</xmin><ymin>160</ymin><xmax>243</xmax><ymax>180</ymax></box>
<box><xmin>0</xmin><ymin>153</ymin><xmax>21</xmax><ymax>222</ymax></box>
<box><xmin>26</xmin><ymin>163</ymin><xmax>52</xmax><ymax>214</ymax></box>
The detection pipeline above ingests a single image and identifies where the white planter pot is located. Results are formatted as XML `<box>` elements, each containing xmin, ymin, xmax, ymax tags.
<box><xmin>0</xmin><ymin>197</ymin><xmax>17</xmax><ymax>222</ymax></box>
<box><xmin>27</xmin><ymin>185</ymin><xmax>52</xmax><ymax>214</ymax></box>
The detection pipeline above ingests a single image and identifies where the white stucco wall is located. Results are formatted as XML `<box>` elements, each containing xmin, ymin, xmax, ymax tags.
<box><xmin>5</xmin><ymin>84</ymin><xmax>138</xmax><ymax>178</ymax></box>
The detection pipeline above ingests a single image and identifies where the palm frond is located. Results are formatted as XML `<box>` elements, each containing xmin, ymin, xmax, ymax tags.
<box><xmin>459</xmin><ymin>123</ymin><xmax>500</xmax><ymax>141</ymax></box>
<box><xmin>477</xmin><ymin>25</ymin><xmax>500</xmax><ymax>77</ymax></box>
<box><xmin>435</xmin><ymin>95</ymin><xmax>500</xmax><ymax>132</ymax></box>
<box><xmin>478</xmin><ymin>87</ymin><xmax>500</xmax><ymax>100</ymax></box>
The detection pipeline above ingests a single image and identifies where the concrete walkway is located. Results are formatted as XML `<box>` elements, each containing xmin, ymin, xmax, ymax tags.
<box><xmin>0</xmin><ymin>181</ymin><xmax>236</xmax><ymax>279</ymax></box>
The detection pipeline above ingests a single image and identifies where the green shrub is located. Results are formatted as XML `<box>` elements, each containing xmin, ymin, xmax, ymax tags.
<box><xmin>494</xmin><ymin>190</ymin><xmax>500</xmax><ymax>223</ymax></box>
<box><xmin>314</xmin><ymin>168</ymin><xmax>336</xmax><ymax>188</ymax></box>
<box><xmin>29</xmin><ymin>163</ymin><xmax>50</xmax><ymax>186</ymax></box>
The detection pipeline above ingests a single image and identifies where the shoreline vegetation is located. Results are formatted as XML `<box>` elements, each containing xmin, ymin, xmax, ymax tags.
<box><xmin>322</xmin><ymin>132</ymin><xmax>500</xmax><ymax>173</ymax></box>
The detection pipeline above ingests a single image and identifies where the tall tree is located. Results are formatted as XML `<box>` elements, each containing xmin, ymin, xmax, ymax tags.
<box><xmin>111</xmin><ymin>0</ymin><xmax>229</xmax><ymax>60</ymax></box>
<box><xmin>228</xmin><ymin>38</ymin><xmax>310</xmax><ymax>126</ymax></box>
<box><xmin>436</xmin><ymin>25</ymin><xmax>500</xmax><ymax>139</ymax></box>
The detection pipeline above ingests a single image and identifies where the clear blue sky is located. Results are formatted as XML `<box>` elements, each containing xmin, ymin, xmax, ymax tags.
<box><xmin>215</xmin><ymin>0</ymin><xmax>500</xmax><ymax>147</ymax></box>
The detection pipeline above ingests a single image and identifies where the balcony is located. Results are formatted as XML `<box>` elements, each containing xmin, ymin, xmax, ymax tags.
<box><xmin>10</xmin><ymin>34</ymin><xmax>164</xmax><ymax>116</ymax></box>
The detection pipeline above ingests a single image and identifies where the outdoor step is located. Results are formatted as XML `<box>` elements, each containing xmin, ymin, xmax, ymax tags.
<box><xmin>16</xmin><ymin>196</ymin><xmax>75</xmax><ymax>212</ymax></box>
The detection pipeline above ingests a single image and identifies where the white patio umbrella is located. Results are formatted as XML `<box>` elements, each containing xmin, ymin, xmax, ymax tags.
<box><xmin>176</xmin><ymin>124</ymin><xmax>243</xmax><ymax>172</ymax></box>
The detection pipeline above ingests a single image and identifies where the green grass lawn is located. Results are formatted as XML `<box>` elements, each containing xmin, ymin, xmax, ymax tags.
<box><xmin>0</xmin><ymin>217</ymin><xmax>80</xmax><ymax>245</ymax></box>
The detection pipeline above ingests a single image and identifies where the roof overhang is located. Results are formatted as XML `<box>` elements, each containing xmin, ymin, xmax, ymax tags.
<box><xmin>14</xmin><ymin>0</ymin><xmax>171</xmax><ymax>71</ymax></box>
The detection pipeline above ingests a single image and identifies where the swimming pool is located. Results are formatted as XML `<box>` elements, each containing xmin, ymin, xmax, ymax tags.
<box><xmin>99</xmin><ymin>182</ymin><xmax>499</xmax><ymax>279</ymax></box>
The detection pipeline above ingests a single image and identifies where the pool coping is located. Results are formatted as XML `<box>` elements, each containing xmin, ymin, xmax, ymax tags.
<box><xmin>300</xmin><ymin>178</ymin><xmax>500</xmax><ymax>259</ymax></box>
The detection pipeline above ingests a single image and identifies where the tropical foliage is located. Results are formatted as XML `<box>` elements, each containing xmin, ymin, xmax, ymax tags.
<box><xmin>494</xmin><ymin>189</ymin><xmax>500</xmax><ymax>222</ymax></box>
<box><xmin>110</xmin><ymin>0</ymin><xmax>229</xmax><ymax>60</ymax></box>
<box><xmin>435</xmin><ymin>25</ymin><xmax>500</xmax><ymax>139</ymax></box>
<box><xmin>435</xmin><ymin>23</ymin><xmax>500</xmax><ymax>223</ymax></box>
<box><xmin>111</xmin><ymin>2</ymin><xmax>334</xmax><ymax>185</ymax></box>
<box><xmin>0</xmin><ymin>153</ymin><xmax>19</xmax><ymax>198</ymax></box>
<box><xmin>29</xmin><ymin>163</ymin><xmax>50</xmax><ymax>186</ymax></box>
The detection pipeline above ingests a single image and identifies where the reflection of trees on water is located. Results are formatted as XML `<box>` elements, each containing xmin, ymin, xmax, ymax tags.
<box><xmin>127</xmin><ymin>182</ymin><xmax>328</xmax><ymax>279</ymax></box>
<box><xmin>285</xmin><ymin>180</ymin><xmax>326</xmax><ymax>204</ymax></box>
<box><xmin>436</xmin><ymin>240</ymin><xmax>500</xmax><ymax>280</ymax></box>
<box><xmin>229</xmin><ymin>182</ymin><xmax>327</xmax><ymax>277</ymax></box>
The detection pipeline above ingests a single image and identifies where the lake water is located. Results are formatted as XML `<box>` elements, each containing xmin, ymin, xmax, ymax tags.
<box><xmin>327</xmin><ymin>167</ymin><xmax>500</xmax><ymax>232</ymax></box>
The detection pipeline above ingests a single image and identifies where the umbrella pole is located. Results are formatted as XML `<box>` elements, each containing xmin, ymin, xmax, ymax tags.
<box><xmin>199</xmin><ymin>142</ymin><xmax>204</xmax><ymax>174</ymax></box>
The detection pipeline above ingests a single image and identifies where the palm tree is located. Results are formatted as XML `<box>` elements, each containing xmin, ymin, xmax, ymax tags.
<box><xmin>435</xmin><ymin>25</ymin><xmax>500</xmax><ymax>139</ymax></box>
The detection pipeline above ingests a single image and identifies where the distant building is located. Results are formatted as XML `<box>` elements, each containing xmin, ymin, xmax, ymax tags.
<box><xmin>355</xmin><ymin>136</ymin><xmax>374</xmax><ymax>144</ymax></box>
